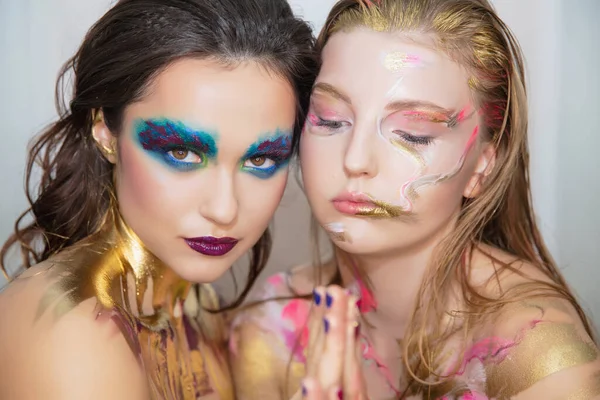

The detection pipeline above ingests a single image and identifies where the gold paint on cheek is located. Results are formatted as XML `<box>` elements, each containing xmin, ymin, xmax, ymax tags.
<box><xmin>565</xmin><ymin>371</ymin><xmax>600</xmax><ymax>400</ymax></box>
<box><xmin>324</xmin><ymin>223</ymin><xmax>348</xmax><ymax>242</ymax></box>
<box><xmin>486</xmin><ymin>323</ymin><xmax>599</xmax><ymax>398</ymax></box>
<box><xmin>356</xmin><ymin>196</ymin><xmax>416</xmax><ymax>220</ymax></box>
<box><xmin>389</xmin><ymin>138</ymin><xmax>426</xmax><ymax>168</ymax></box>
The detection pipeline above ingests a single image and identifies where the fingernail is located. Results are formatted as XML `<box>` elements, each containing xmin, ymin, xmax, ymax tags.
<box><xmin>313</xmin><ymin>289</ymin><xmax>321</xmax><ymax>306</ymax></box>
<box><xmin>326</xmin><ymin>292</ymin><xmax>333</xmax><ymax>308</ymax></box>
<box><xmin>337</xmin><ymin>388</ymin><xmax>343</xmax><ymax>399</ymax></box>
<box><xmin>323</xmin><ymin>317</ymin><xmax>330</xmax><ymax>333</ymax></box>
<box><xmin>354</xmin><ymin>323</ymin><xmax>360</xmax><ymax>339</ymax></box>
<box><xmin>302</xmin><ymin>383</ymin><xmax>307</xmax><ymax>397</ymax></box>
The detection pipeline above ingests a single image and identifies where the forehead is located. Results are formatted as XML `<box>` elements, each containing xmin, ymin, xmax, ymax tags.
<box><xmin>317</xmin><ymin>29</ymin><xmax>472</xmax><ymax>110</ymax></box>
<box><xmin>127</xmin><ymin>58</ymin><xmax>296</xmax><ymax>147</ymax></box>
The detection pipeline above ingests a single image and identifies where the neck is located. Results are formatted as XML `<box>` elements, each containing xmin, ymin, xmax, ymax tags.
<box><xmin>339</xmin><ymin>220</ymin><xmax>456</xmax><ymax>339</ymax></box>
<box><xmin>111</xmin><ymin>209</ymin><xmax>191</xmax><ymax>325</ymax></box>
<box><xmin>47</xmin><ymin>205</ymin><xmax>191</xmax><ymax>329</ymax></box>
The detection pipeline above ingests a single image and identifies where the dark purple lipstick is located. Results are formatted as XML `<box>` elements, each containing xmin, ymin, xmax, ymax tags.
<box><xmin>184</xmin><ymin>236</ymin><xmax>238</xmax><ymax>256</ymax></box>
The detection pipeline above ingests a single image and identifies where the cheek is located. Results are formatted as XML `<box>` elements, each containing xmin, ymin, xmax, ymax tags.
<box><xmin>116</xmin><ymin>138</ymin><xmax>188</xmax><ymax>224</ymax></box>
<box><xmin>300</xmin><ymin>135</ymin><xmax>343</xmax><ymax>196</ymax></box>
<box><xmin>239</xmin><ymin>171</ymin><xmax>289</xmax><ymax>228</ymax></box>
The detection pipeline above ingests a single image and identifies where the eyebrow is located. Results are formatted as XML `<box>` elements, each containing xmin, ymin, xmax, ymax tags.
<box><xmin>312</xmin><ymin>83</ymin><xmax>460</xmax><ymax>126</ymax></box>
<box><xmin>312</xmin><ymin>82</ymin><xmax>352</xmax><ymax>105</ymax></box>
<box><xmin>242</xmin><ymin>129</ymin><xmax>293</xmax><ymax>159</ymax></box>
<box><xmin>135</xmin><ymin>118</ymin><xmax>218</xmax><ymax>157</ymax></box>
<box><xmin>385</xmin><ymin>100</ymin><xmax>456</xmax><ymax>123</ymax></box>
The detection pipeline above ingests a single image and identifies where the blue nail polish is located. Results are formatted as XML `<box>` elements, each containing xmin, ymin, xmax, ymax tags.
<box><xmin>313</xmin><ymin>290</ymin><xmax>321</xmax><ymax>305</ymax></box>
<box><xmin>325</xmin><ymin>292</ymin><xmax>333</xmax><ymax>308</ymax></box>
<box><xmin>324</xmin><ymin>318</ymin><xmax>330</xmax><ymax>333</ymax></box>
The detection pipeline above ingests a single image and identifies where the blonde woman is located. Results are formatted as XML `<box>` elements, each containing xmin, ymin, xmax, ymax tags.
<box><xmin>229</xmin><ymin>0</ymin><xmax>599</xmax><ymax>399</ymax></box>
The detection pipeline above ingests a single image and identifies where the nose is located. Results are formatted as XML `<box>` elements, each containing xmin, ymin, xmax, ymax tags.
<box><xmin>199</xmin><ymin>171</ymin><xmax>238</xmax><ymax>227</ymax></box>
<box><xmin>343</xmin><ymin>122</ymin><xmax>378</xmax><ymax>178</ymax></box>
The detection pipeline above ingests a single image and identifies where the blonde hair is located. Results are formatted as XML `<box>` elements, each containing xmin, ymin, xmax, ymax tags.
<box><xmin>317</xmin><ymin>0</ymin><xmax>595</xmax><ymax>392</ymax></box>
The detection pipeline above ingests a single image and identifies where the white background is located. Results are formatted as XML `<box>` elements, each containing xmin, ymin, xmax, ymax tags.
<box><xmin>1</xmin><ymin>0</ymin><xmax>598</xmax><ymax>332</ymax></box>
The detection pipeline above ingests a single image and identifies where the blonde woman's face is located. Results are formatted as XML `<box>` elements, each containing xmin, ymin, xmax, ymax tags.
<box><xmin>301</xmin><ymin>29</ymin><xmax>495</xmax><ymax>255</ymax></box>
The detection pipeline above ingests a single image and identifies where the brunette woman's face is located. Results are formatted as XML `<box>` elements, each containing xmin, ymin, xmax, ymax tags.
<box><xmin>300</xmin><ymin>29</ymin><xmax>495</xmax><ymax>256</ymax></box>
<box><xmin>95</xmin><ymin>58</ymin><xmax>296</xmax><ymax>282</ymax></box>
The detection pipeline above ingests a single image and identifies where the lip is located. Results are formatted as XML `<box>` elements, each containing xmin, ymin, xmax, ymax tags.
<box><xmin>331</xmin><ymin>191</ymin><xmax>379</xmax><ymax>215</ymax></box>
<box><xmin>184</xmin><ymin>236</ymin><xmax>239</xmax><ymax>257</ymax></box>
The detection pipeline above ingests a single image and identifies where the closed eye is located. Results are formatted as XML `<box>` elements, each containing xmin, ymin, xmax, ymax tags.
<box><xmin>393</xmin><ymin>130</ymin><xmax>434</xmax><ymax>146</ymax></box>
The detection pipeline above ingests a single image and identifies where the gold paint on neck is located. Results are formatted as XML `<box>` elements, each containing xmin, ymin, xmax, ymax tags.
<box><xmin>38</xmin><ymin>204</ymin><xmax>190</xmax><ymax>330</ymax></box>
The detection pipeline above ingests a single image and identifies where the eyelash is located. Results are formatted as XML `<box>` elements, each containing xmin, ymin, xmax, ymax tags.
<box><xmin>312</xmin><ymin>116</ymin><xmax>348</xmax><ymax>131</ymax></box>
<box><xmin>242</xmin><ymin>153</ymin><xmax>290</xmax><ymax>179</ymax></box>
<box><xmin>394</xmin><ymin>131</ymin><xmax>434</xmax><ymax>146</ymax></box>
<box><xmin>162</xmin><ymin>145</ymin><xmax>206</xmax><ymax>171</ymax></box>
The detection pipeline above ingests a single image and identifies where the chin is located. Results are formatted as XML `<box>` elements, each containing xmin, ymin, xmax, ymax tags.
<box><xmin>328</xmin><ymin>237</ymin><xmax>391</xmax><ymax>256</ymax></box>
<box><xmin>169</xmin><ymin>258</ymin><xmax>233</xmax><ymax>284</ymax></box>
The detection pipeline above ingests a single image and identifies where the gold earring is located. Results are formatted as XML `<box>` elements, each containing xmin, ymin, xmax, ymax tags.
<box><xmin>101</xmin><ymin>144</ymin><xmax>116</xmax><ymax>156</ymax></box>
<box><xmin>91</xmin><ymin>110</ymin><xmax>116</xmax><ymax>157</ymax></box>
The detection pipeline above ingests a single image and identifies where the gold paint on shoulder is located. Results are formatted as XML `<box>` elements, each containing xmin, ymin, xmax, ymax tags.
<box><xmin>486</xmin><ymin>322</ymin><xmax>599</xmax><ymax>398</ymax></box>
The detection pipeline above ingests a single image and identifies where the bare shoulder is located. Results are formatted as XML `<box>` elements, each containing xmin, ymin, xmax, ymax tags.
<box><xmin>0</xmin><ymin>262</ymin><xmax>146</xmax><ymax>400</ymax></box>
<box><xmin>467</xmin><ymin>297</ymin><xmax>600</xmax><ymax>399</ymax></box>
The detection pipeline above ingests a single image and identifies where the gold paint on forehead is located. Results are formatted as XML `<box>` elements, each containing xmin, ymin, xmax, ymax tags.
<box><xmin>486</xmin><ymin>322</ymin><xmax>599</xmax><ymax>398</ymax></box>
<box><xmin>383</xmin><ymin>52</ymin><xmax>415</xmax><ymax>72</ymax></box>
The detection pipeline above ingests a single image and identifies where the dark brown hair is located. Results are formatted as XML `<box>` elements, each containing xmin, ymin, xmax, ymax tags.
<box><xmin>0</xmin><ymin>0</ymin><xmax>318</xmax><ymax>309</ymax></box>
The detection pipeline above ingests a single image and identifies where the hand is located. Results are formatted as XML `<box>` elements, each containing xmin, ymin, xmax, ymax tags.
<box><xmin>292</xmin><ymin>285</ymin><xmax>367</xmax><ymax>400</ymax></box>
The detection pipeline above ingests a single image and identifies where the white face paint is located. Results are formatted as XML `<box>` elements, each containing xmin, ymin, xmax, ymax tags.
<box><xmin>301</xmin><ymin>29</ymin><xmax>489</xmax><ymax>254</ymax></box>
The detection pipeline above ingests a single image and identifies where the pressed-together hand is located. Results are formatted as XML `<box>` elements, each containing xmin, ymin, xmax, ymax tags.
<box><xmin>292</xmin><ymin>285</ymin><xmax>367</xmax><ymax>400</ymax></box>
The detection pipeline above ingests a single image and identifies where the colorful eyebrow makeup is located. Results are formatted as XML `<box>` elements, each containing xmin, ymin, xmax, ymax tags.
<box><xmin>240</xmin><ymin>129</ymin><xmax>293</xmax><ymax>179</ymax></box>
<box><xmin>134</xmin><ymin>118</ymin><xmax>218</xmax><ymax>172</ymax></box>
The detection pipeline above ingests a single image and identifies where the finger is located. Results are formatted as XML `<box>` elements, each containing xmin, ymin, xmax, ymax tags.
<box><xmin>306</xmin><ymin>286</ymin><xmax>327</xmax><ymax>376</ymax></box>
<box><xmin>343</xmin><ymin>295</ymin><xmax>361</xmax><ymax>399</ymax></box>
<box><xmin>318</xmin><ymin>285</ymin><xmax>349</xmax><ymax>389</ymax></box>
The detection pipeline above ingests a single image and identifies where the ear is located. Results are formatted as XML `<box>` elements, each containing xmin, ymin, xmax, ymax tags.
<box><xmin>92</xmin><ymin>109</ymin><xmax>118</xmax><ymax>164</ymax></box>
<box><xmin>463</xmin><ymin>142</ymin><xmax>496</xmax><ymax>198</ymax></box>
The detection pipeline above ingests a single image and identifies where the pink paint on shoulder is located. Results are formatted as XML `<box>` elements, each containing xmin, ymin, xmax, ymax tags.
<box><xmin>266</xmin><ymin>273</ymin><xmax>285</xmax><ymax>287</ymax></box>
<box><xmin>281</xmin><ymin>299</ymin><xmax>311</xmax><ymax>362</ymax></box>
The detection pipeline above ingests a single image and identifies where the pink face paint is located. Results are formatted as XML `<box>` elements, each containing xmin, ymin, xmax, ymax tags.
<box><xmin>281</xmin><ymin>299</ymin><xmax>310</xmax><ymax>362</ymax></box>
<box><xmin>306</xmin><ymin>112</ymin><xmax>320</xmax><ymax>126</ymax></box>
<box><xmin>383</xmin><ymin>52</ymin><xmax>421</xmax><ymax>72</ymax></box>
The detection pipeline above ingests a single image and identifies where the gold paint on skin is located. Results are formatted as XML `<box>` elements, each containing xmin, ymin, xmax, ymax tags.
<box><xmin>486</xmin><ymin>322</ymin><xmax>599</xmax><ymax>398</ymax></box>
<box><xmin>37</xmin><ymin>204</ymin><xmax>233</xmax><ymax>400</ymax></box>
<box><xmin>356</xmin><ymin>194</ymin><xmax>416</xmax><ymax>220</ymax></box>
<box><xmin>324</xmin><ymin>222</ymin><xmax>348</xmax><ymax>242</ymax></box>
<box><xmin>383</xmin><ymin>52</ymin><xmax>418</xmax><ymax>72</ymax></box>
<box><xmin>389</xmin><ymin>137</ymin><xmax>426</xmax><ymax>168</ymax></box>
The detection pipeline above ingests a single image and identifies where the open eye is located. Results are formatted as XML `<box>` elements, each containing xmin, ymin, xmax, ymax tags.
<box><xmin>166</xmin><ymin>148</ymin><xmax>204</xmax><ymax>163</ymax></box>
<box><xmin>243</xmin><ymin>156</ymin><xmax>276</xmax><ymax>169</ymax></box>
